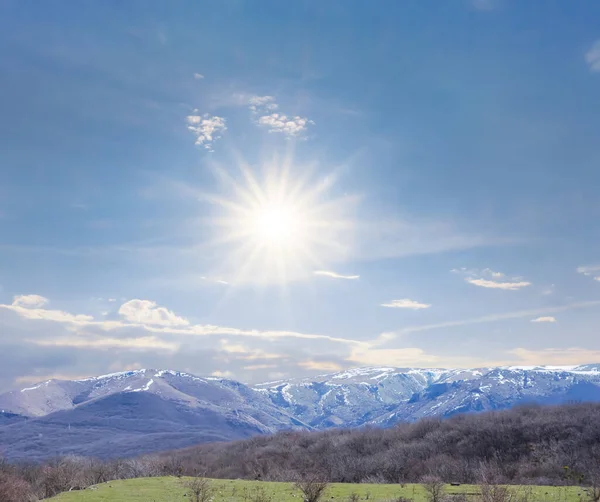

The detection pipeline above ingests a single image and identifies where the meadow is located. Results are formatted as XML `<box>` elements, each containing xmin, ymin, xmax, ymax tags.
<box><xmin>48</xmin><ymin>477</ymin><xmax>590</xmax><ymax>502</ymax></box>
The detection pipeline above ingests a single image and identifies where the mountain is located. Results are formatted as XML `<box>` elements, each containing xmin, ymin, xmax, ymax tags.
<box><xmin>255</xmin><ymin>364</ymin><xmax>600</xmax><ymax>427</ymax></box>
<box><xmin>1</xmin><ymin>365</ymin><xmax>600</xmax><ymax>460</ymax></box>
<box><xmin>0</xmin><ymin>369</ymin><xmax>309</xmax><ymax>460</ymax></box>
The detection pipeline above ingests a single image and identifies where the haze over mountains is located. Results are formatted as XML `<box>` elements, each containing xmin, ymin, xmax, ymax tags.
<box><xmin>1</xmin><ymin>365</ymin><xmax>600</xmax><ymax>460</ymax></box>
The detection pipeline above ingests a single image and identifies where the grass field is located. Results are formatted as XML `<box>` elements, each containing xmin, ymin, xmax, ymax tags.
<box><xmin>47</xmin><ymin>476</ymin><xmax>590</xmax><ymax>501</ymax></box>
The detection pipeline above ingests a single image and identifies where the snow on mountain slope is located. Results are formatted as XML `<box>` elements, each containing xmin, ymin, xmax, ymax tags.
<box><xmin>2</xmin><ymin>365</ymin><xmax>600</xmax><ymax>459</ymax></box>
<box><xmin>256</xmin><ymin>365</ymin><xmax>600</xmax><ymax>427</ymax></box>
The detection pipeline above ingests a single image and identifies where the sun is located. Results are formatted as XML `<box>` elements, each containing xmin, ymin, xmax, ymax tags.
<box><xmin>203</xmin><ymin>156</ymin><xmax>356</xmax><ymax>285</ymax></box>
<box><xmin>254</xmin><ymin>203</ymin><xmax>299</xmax><ymax>245</ymax></box>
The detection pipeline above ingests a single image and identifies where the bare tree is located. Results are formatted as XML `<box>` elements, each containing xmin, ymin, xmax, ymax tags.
<box><xmin>421</xmin><ymin>475</ymin><xmax>445</xmax><ymax>502</ymax></box>
<box><xmin>182</xmin><ymin>476</ymin><xmax>213</xmax><ymax>502</ymax></box>
<box><xmin>294</xmin><ymin>474</ymin><xmax>329</xmax><ymax>502</ymax></box>
<box><xmin>0</xmin><ymin>472</ymin><xmax>34</xmax><ymax>502</ymax></box>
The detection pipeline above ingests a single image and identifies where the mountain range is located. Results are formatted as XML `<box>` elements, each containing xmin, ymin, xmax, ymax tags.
<box><xmin>1</xmin><ymin>365</ymin><xmax>600</xmax><ymax>460</ymax></box>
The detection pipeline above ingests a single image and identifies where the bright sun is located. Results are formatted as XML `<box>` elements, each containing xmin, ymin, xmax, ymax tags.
<box><xmin>204</xmin><ymin>157</ymin><xmax>355</xmax><ymax>284</ymax></box>
<box><xmin>254</xmin><ymin>203</ymin><xmax>301</xmax><ymax>246</ymax></box>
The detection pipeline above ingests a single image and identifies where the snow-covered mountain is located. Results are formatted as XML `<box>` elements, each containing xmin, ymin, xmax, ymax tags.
<box><xmin>0</xmin><ymin>369</ymin><xmax>308</xmax><ymax>460</ymax></box>
<box><xmin>1</xmin><ymin>365</ymin><xmax>600</xmax><ymax>459</ymax></box>
<box><xmin>255</xmin><ymin>364</ymin><xmax>600</xmax><ymax>427</ymax></box>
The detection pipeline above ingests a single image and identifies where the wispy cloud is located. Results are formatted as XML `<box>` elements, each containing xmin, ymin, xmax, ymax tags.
<box><xmin>248</xmin><ymin>95</ymin><xmax>313</xmax><ymax>137</ymax></box>
<box><xmin>510</xmin><ymin>347</ymin><xmax>600</xmax><ymax>366</ymax></box>
<box><xmin>297</xmin><ymin>360</ymin><xmax>343</xmax><ymax>372</ymax></box>
<box><xmin>531</xmin><ymin>316</ymin><xmax>557</xmax><ymax>323</ymax></box>
<box><xmin>193</xmin><ymin>72</ymin><xmax>204</xmax><ymax>80</ymax></box>
<box><xmin>466</xmin><ymin>277</ymin><xmax>531</xmax><ymax>290</ymax></box>
<box><xmin>248</xmin><ymin>95</ymin><xmax>278</xmax><ymax>112</ymax></box>
<box><xmin>577</xmin><ymin>264</ymin><xmax>600</xmax><ymax>277</ymax></box>
<box><xmin>585</xmin><ymin>40</ymin><xmax>600</xmax><ymax>72</ymax></box>
<box><xmin>389</xmin><ymin>300</ymin><xmax>600</xmax><ymax>337</ymax></box>
<box><xmin>12</xmin><ymin>294</ymin><xmax>48</xmax><ymax>309</ymax></box>
<box><xmin>0</xmin><ymin>296</ymin><xmax>363</xmax><ymax>347</ymax></box>
<box><xmin>381</xmin><ymin>299</ymin><xmax>431</xmax><ymax>309</ymax></box>
<box><xmin>453</xmin><ymin>267</ymin><xmax>531</xmax><ymax>290</ymax></box>
<box><xmin>34</xmin><ymin>336</ymin><xmax>177</xmax><ymax>351</ymax></box>
<box><xmin>314</xmin><ymin>270</ymin><xmax>359</xmax><ymax>280</ymax></box>
<box><xmin>186</xmin><ymin>114</ymin><xmax>226</xmax><ymax>150</ymax></box>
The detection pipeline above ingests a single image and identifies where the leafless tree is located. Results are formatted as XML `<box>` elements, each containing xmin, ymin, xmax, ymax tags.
<box><xmin>182</xmin><ymin>476</ymin><xmax>213</xmax><ymax>502</ymax></box>
<box><xmin>421</xmin><ymin>474</ymin><xmax>445</xmax><ymax>502</ymax></box>
<box><xmin>0</xmin><ymin>472</ymin><xmax>35</xmax><ymax>502</ymax></box>
<box><xmin>294</xmin><ymin>474</ymin><xmax>329</xmax><ymax>502</ymax></box>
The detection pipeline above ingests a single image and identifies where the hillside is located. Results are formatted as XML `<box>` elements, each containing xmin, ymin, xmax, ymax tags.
<box><xmin>1</xmin><ymin>365</ymin><xmax>600</xmax><ymax>459</ymax></box>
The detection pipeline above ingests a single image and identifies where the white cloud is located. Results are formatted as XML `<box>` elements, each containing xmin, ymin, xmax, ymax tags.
<box><xmin>12</xmin><ymin>294</ymin><xmax>48</xmax><ymax>309</ymax></box>
<box><xmin>466</xmin><ymin>278</ymin><xmax>531</xmax><ymax>290</ymax></box>
<box><xmin>585</xmin><ymin>40</ymin><xmax>600</xmax><ymax>72</ymax></box>
<box><xmin>314</xmin><ymin>270</ymin><xmax>359</xmax><ymax>280</ymax></box>
<box><xmin>381</xmin><ymin>299</ymin><xmax>431</xmax><ymax>310</ymax></box>
<box><xmin>193</xmin><ymin>73</ymin><xmax>204</xmax><ymax>80</ymax></box>
<box><xmin>118</xmin><ymin>299</ymin><xmax>189</xmax><ymax>327</ymax></box>
<box><xmin>258</xmin><ymin>113</ymin><xmax>313</xmax><ymax>137</ymax></box>
<box><xmin>510</xmin><ymin>347</ymin><xmax>600</xmax><ymax>366</ymax></box>
<box><xmin>186</xmin><ymin>114</ymin><xmax>226</xmax><ymax>150</ymax></box>
<box><xmin>297</xmin><ymin>360</ymin><xmax>343</xmax><ymax>372</ymax></box>
<box><xmin>390</xmin><ymin>300</ymin><xmax>600</xmax><ymax>337</ymax></box>
<box><xmin>248</xmin><ymin>95</ymin><xmax>278</xmax><ymax>112</ymax></box>
<box><xmin>248</xmin><ymin>95</ymin><xmax>313</xmax><ymax>138</ymax></box>
<box><xmin>33</xmin><ymin>336</ymin><xmax>177</xmax><ymax>351</ymax></box>
<box><xmin>347</xmin><ymin>346</ymin><xmax>439</xmax><ymax>367</ymax></box>
<box><xmin>0</xmin><ymin>295</ymin><xmax>362</xmax><ymax>347</ymax></box>
<box><xmin>531</xmin><ymin>316</ymin><xmax>557</xmax><ymax>323</ymax></box>
<box><xmin>577</xmin><ymin>264</ymin><xmax>600</xmax><ymax>276</ymax></box>
<box><xmin>482</xmin><ymin>268</ymin><xmax>505</xmax><ymax>278</ymax></box>
<box><xmin>595</xmin><ymin>277</ymin><xmax>600</xmax><ymax>282</ymax></box>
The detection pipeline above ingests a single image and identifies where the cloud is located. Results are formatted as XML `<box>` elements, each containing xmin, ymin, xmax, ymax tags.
<box><xmin>193</xmin><ymin>73</ymin><xmax>204</xmax><ymax>80</ymax></box>
<box><xmin>466</xmin><ymin>278</ymin><xmax>531</xmax><ymax>290</ymax></box>
<box><xmin>0</xmin><ymin>296</ymin><xmax>362</xmax><ymax>346</ymax></box>
<box><xmin>510</xmin><ymin>347</ymin><xmax>600</xmax><ymax>366</ymax></box>
<box><xmin>388</xmin><ymin>300</ymin><xmax>600</xmax><ymax>337</ymax></box>
<box><xmin>381</xmin><ymin>299</ymin><xmax>431</xmax><ymax>310</ymax></box>
<box><xmin>248</xmin><ymin>95</ymin><xmax>278</xmax><ymax>112</ymax></box>
<box><xmin>200</xmin><ymin>276</ymin><xmax>229</xmax><ymax>285</ymax></box>
<box><xmin>531</xmin><ymin>316</ymin><xmax>557</xmax><ymax>323</ymax></box>
<box><xmin>453</xmin><ymin>267</ymin><xmax>531</xmax><ymax>290</ymax></box>
<box><xmin>33</xmin><ymin>336</ymin><xmax>177</xmax><ymax>351</ymax></box>
<box><xmin>482</xmin><ymin>268</ymin><xmax>505</xmax><ymax>278</ymax></box>
<box><xmin>186</xmin><ymin>114</ymin><xmax>226</xmax><ymax>150</ymax></box>
<box><xmin>314</xmin><ymin>270</ymin><xmax>359</xmax><ymax>280</ymax></box>
<box><xmin>585</xmin><ymin>41</ymin><xmax>600</xmax><ymax>72</ymax></box>
<box><xmin>248</xmin><ymin>95</ymin><xmax>313</xmax><ymax>137</ymax></box>
<box><xmin>118</xmin><ymin>299</ymin><xmax>189</xmax><ymax>327</ymax></box>
<box><xmin>347</xmin><ymin>346</ymin><xmax>439</xmax><ymax>367</ymax></box>
<box><xmin>1</xmin><ymin>302</ymin><xmax>94</xmax><ymax>323</ymax></box>
<box><xmin>12</xmin><ymin>294</ymin><xmax>48</xmax><ymax>309</ymax></box>
<box><xmin>257</xmin><ymin>114</ymin><xmax>313</xmax><ymax>136</ymax></box>
<box><xmin>297</xmin><ymin>360</ymin><xmax>343</xmax><ymax>372</ymax></box>
<box><xmin>577</xmin><ymin>265</ymin><xmax>600</xmax><ymax>277</ymax></box>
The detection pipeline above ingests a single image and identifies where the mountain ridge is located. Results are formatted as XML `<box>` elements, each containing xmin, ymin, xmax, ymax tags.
<box><xmin>1</xmin><ymin>364</ymin><xmax>600</xmax><ymax>460</ymax></box>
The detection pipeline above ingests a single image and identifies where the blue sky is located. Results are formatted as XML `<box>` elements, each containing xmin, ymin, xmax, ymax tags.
<box><xmin>1</xmin><ymin>0</ymin><xmax>600</xmax><ymax>390</ymax></box>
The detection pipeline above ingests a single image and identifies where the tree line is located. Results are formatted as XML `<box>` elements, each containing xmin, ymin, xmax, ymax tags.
<box><xmin>1</xmin><ymin>402</ymin><xmax>600</xmax><ymax>501</ymax></box>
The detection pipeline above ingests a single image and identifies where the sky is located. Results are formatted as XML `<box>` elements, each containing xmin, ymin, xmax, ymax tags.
<box><xmin>1</xmin><ymin>0</ymin><xmax>600</xmax><ymax>391</ymax></box>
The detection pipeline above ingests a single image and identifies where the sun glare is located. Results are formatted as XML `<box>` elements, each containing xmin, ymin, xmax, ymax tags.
<box><xmin>254</xmin><ymin>203</ymin><xmax>301</xmax><ymax>246</ymax></box>
<box><xmin>204</xmin><ymin>156</ymin><xmax>356</xmax><ymax>285</ymax></box>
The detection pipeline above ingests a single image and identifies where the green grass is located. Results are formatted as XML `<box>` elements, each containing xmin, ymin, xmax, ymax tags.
<box><xmin>47</xmin><ymin>477</ymin><xmax>589</xmax><ymax>502</ymax></box>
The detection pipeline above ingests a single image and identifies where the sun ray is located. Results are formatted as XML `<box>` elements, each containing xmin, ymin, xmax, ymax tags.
<box><xmin>202</xmin><ymin>156</ymin><xmax>357</xmax><ymax>285</ymax></box>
